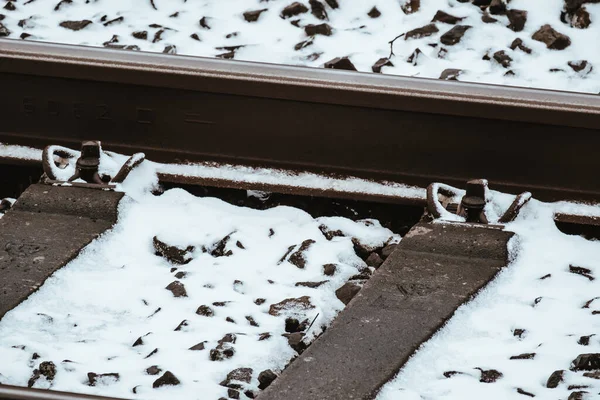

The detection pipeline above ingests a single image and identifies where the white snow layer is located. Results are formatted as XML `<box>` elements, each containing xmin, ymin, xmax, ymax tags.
<box><xmin>0</xmin><ymin>177</ymin><xmax>398</xmax><ymax>399</ymax></box>
<box><xmin>0</xmin><ymin>0</ymin><xmax>599</xmax><ymax>93</ymax></box>
<box><xmin>377</xmin><ymin>199</ymin><xmax>600</xmax><ymax>399</ymax></box>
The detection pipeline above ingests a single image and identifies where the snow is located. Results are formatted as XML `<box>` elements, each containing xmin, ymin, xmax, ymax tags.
<box><xmin>0</xmin><ymin>0</ymin><xmax>598</xmax><ymax>93</ymax></box>
<box><xmin>0</xmin><ymin>165</ymin><xmax>398</xmax><ymax>399</ymax></box>
<box><xmin>377</xmin><ymin>198</ymin><xmax>600</xmax><ymax>399</ymax></box>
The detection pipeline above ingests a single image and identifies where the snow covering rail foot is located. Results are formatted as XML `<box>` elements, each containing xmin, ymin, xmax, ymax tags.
<box><xmin>260</xmin><ymin>222</ymin><xmax>513</xmax><ymax>400</ymax></box>
<box><xmin>0</xmin><ymin>184</ymin><xmax>123</xmax><ymax>320</ymax></box>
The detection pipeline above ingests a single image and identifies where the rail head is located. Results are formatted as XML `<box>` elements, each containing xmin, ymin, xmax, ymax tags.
<box><xmin>0</xmin><ymin>385</ymin><xmax>125</xmax><ymax>400</ymax></box>
<box><xmin>0</xmin><ymin>39</ymin><xmax>599</xmax><ymax>127</ymax></box>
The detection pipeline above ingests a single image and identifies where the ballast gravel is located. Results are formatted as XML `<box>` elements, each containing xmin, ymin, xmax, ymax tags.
<box><xmin>0</xmin><ymin>0</ymin><xmax>598</xmax><ymax>93</ymax></box>
<box><xmin>0</xmin><ymin>176</ymin><xmax>399</xmax><ymax>399</ymax></box>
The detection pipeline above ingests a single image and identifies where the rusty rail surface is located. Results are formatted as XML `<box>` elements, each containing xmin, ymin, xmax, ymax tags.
<box><xmin>0</xmin><ymin>39</ymin><xmax>600</xmax><ymax>202</ymax></box>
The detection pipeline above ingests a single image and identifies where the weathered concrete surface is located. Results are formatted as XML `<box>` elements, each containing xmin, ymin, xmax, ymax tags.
<box><xmin>0</xmin><ymin>184</ymin><xmax>123</xmax><ymax>320</ymax></box>
<box><xmin>260</xmin><ymin>222</ymin><xmax>514</xmax><ymax>400</ymax></box>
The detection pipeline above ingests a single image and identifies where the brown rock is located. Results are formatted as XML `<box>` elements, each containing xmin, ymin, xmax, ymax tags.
<box><xmin>0</xmin><ymin>22</ymin><xmax>10</xmax><ymax>37</ymax></box>
<box><xmin>489</xmin><ymin>0</ymin><xmax>506</xmax><ymax>15</ymax></box>
<box><xmin>443</xmin><ymin>371</ymin><xmax>464</xmax><ymax>378</ymax></box>
<box><xmin>407</xmin><ymin>48</ymin><xmax>423</xmax><ymax>65</ymax></box>
<box><xmin>405</xmin><ymin>23</ymin><xmax>439</xmax><ymax>40</ymax></box>
<box><xmin>401</xmin><ymin>0</ymin><xmax>420</xmax><ymax>14</ymax></box>
<box><xmin>509</xmin><ymin>38</ymin><xmax>532</xmax><ymax>54</ymax></box>
<box><xmin>54</xmin><ymin>0</ymin><xmax>72</xmax><ymax>11</ymax></box>
<box><xmin>432</xmin><ymin>10</ymin><xmax>464</xmax><ymax>24</ymax></box>
<box><xmin>153</xmin><ymin>236</ymin><xmax>194</xmax><ymax>264</ymax></box>
<box><xmin>189</xmin><ymin>342</ymin><xmax>206</xmax><ymax>351</ymax></box>
<box><xmin>287</xmin><ymin>239</ymin><xmax>316</xmax><ymax>268</ymax></box>
<box><xmin>294</xmin><ymin>39</ymin><xmax>313</xmax><ymax>50</ymax></box>
<box><xmin>583</xmin><ymin>370</ymin><xmax>600</xmax><ymax>379</ymax></box>
<box><xmin>104</xmin><ymin>16</ymin><xmax>124</xmax><ymax>26</ymax></box>
<box><xmin>368</xmin><ymin>6</ymin><xmax>381</xmax><ymax>18</ymax></box>
<box><xmin>258</xmin><ymin>369</ymin><xmax>277</xmax><ymax>390</ymax></box>
<box><xmin>564</xmin><ymin>0</ymin><xmax>587</xmax><ymax>13</ymax></box>
<box><xmin>571</xmin><ymin>353</ymin><xmax>600</xmax><ymax>371</ymax></box>
<box><xmin>145</xmin><ymin>348</ymin><xmax>159</xmax><ymax>358</ymax></box>
<box><xmin>482</xmin><ymin>13</ymin><xmax>498</xmax><ymax>23</ymax></box>
<box><xmin>478</xmin><ymin>368</ymin><xmax>503</xmax><ymax>383</ymax></box>
<box><xmin>165</xmin><ymin>281</ymin><xmax>187</xmax><ymax>297</ymax></box>
<box><xmin>571</xmin><ymin>7</ymin><xmax>591</xmax><ymax>29</ymax></box>
<box><xmin>28</xmin><ymin>361</ymin><xmax>57</xmax><ymax>387</ymax></box>
<box><xmin>305</xmin><ymin>23</ymin><xmax>332</xmax><ymax>36</ymax></box>
<box><xmin>295</xmin><ymin>281</ymin><xmax>328</xmax><ymax>288</ymax></box>
<box><xmin>243</xmin><ymin>9</ymin><xmax>267</xmax><ymax>22</ymax></box>
<box><xmin>569</xmin><ymin>392</ymin><xmax>589</xmax><ymax>400</ymax></box>
<box><xmin>546</xmin><ymin>369</ymin><xmax>564</xmax><ymax>388</ymax></box>
<box><xmin>59</xmin><ymin>20</ymin><xmax>92</xmax><ymax>31</ymax></box>
<box><xmin>513</xmin><ymin>328</ymin><xmax>527</xmax><ymax>338</ymax></box>
<box><xmin>440</xmin><ymin>25</ymin><xmax>471</xmax><ymax>45</ymax></box>
<box><xmin>365</xmin><ymin>252</ymin><xmax>384</xmax><ymax>268</ymax></box>
<box><xmin>507</xmin><ymin>9</ymin><xmax>527</xmax><ymax>32</ymax></box>
<box><xmin>516</xmin><ymin>388</ymin><xmax>535</xmax><ymax>397</ymax></box>
<box><xmin>579</xmin><ymin>334</ymin><xmax>595</xmax><ymax>345</ymax></box>
<box><xmin>493</xmin><ymin>50</ymin><xmax>512</xmax><ymax>68</ymax></box>
<box><xmin>146</xmin><ymin>366</ymin><xmax>161</xmax><ymax>375</ymax></box>
<box><xmin>510</xmin><ymin>352</ymin><xmax>535</xmax><ymax>360</ymax></box>
<box><xmin>281</xmin><ymin>2</ymin><xmax>309</xmax><ymax>18</ymax></box>
<box><xmin>220</xmin><ymin>367</ymin><xmax>253</xmax><ymax>389</ymax></box>
<box><xmin>372</xmin><ymin>57</ymin><xmax>394</xmax><ymax>73</ymax></box>
<box><xmin>309</xmin><ymin>0</ymin><xmax>328</xmax><ymax>20</ymax></box>
<box><xmin>210</xmin><ymin>334</ymin><xmax>237</xmax><ymax>361</ymax></box>
<box><xmin>569</xmin><ymin>60</ymin><xmax>593</xmax><ymax>74</ymax></box>
<box><xmin>163</xmin><ymin>45</ymin><xmax>176</xmax><ymax>54</ymax></box>
<box><xmin>199</xmin><ymin>16</ymin><xmax>210</xmax><ymax>29</ymax></box>
<box><xmin>532</xmin><ymin>24</ymin><xmax>571</xmax><ymax>50</ymax></box>
<box><xmin>132</xmin><ymin>30</ymin><xmax>148</xmax><ymax>40</ymax></box>
<box><xmin>196</xmin><ymin>305</ymin><xmax>214</xmax><ymax>317</ymax></box>
<box><xmin>254</xmin><ymin>298</ymin><xmax>266</xmax><ymax>305</ymax></box>
<box><xmin>284</xmin><ymin>332</ymin><xmax>307</xmax><ymax>353</ymax></box>
<box><xmin>174</xmin><ymin>320</ymin><xmax>188</xmax><ymax>331</ymax></box>
<box><xmin>228</xmin><ymin>388</ymin><xmax>240</xmax><ymax>399</ymax></box>
<box><xmin>3</xmin><ymin>1</ymin><xmax>15</xmax><ymax>11</ymax></box>
<box><xmin>582</xmin><ymin>297</ymin><xmax>599</xmax><ymax>308</ymax></box>
<box><xmin>88</xmin><ymin>372</ymin><xmax>120</xmax><ymax>386</ymax></box>
<box><xmin>439</xmin><ymin>68</ymin><xmax>462</xmax><ymax>80</ymax></box>
<box><xmin>324</xmin><ymin>57</ymin><xmax>357</xmax><ymax>71</ymax></box>
<box><xmin>245</xmin><ymin>316</ymin><xmax>259</xmax><ymax>326</ymax></box>
<box><xmin>570</xmin><ymin>265</ymin><xmax>594</xmax><ymax>280</ymax></box>
<box><xmin>319</xmin><ymin>225</ymin><xmax>344</xmax><ymax>240</ymax></box>
<box><xmin>325</xmin><ymin>0</ymin><xmax>338</xmax><ymax>8</ymax></box>
<box><xmin>152</xmin><ymin>371</ymin><xmax>180</xmax><ymax>388</ymax></box>
<box><xmin>269</xmin><ymin>296</ymin><xmax>314</xmax><ymax>316</ymax></box>
<box><xmin>335</xmin><ymin>281</ymin><xmax>361</xmax><ymax>305</ymax></box>
<box><xmin>210</xmin><ymin>234</ymin><xmax>233</xmax><ymax>257</ymax></box>
<box><xmin>323</xmin><ymin>263</ymin><xmax>337</xmax><ymax>276</ymax></box>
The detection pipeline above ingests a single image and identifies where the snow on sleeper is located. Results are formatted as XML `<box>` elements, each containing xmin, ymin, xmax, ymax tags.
<box><xmin>0</xmin><ymin>186</ymin><xmax>399</xmax><ymax>400</ymax></box>
<box><xmin>377</xmin><ymin>199</ymin><xmax>600</xmax><ymax>400</ymax></box>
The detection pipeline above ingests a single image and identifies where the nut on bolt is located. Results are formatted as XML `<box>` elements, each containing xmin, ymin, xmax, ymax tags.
<box><xmin>458</xmin><ymin>179</ymin><xmax>489</xmax><ymax>223</ymax></box>
<box><xmin>69</xmin><ymin>140</ymin><xmax>104</xmax><ymax>184</ymax></box>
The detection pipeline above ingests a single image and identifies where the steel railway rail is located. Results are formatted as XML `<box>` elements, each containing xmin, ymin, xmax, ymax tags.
<box><xmin>0</xmin><ymin>39</ymin><xmax>600</xmax><ymax>203</ymax></box>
